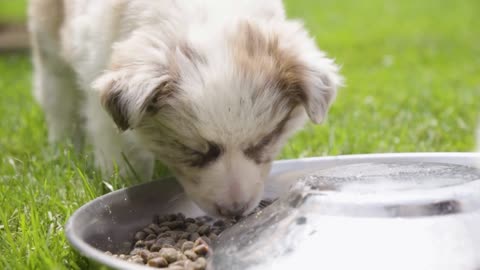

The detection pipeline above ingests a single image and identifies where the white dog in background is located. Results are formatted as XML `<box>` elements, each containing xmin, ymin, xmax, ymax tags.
<box><xmin>28</xmin><ymin>0</ymin><xmax>342</xmax><ymax>216</ymax></box>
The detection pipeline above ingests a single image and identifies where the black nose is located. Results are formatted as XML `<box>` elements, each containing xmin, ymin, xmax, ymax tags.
<box><xmin>215</xmin><ymin>203</ymin><xmax>247</xmax><ymax>217</ymax></box>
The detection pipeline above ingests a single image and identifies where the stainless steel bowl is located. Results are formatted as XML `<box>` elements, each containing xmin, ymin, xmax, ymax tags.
<box><xmin>65</xmin><ymin>153</ymin><xmax>480</xmax><ymax>270</ymax></box>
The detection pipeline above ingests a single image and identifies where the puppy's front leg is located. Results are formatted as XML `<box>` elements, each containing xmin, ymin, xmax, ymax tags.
<box><xmin>84</xmin><ymin>93</ymin><xmax>155</xmax><ymax>181</ymax></box>
<box><xmin>30</xmin><ymin>31</ymin><xmax>84</xmax><ymax>149</ymax></box>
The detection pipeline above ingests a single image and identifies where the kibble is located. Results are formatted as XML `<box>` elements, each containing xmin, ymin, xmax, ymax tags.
<box><xmin>159</xmin><ymin>237</ymin><xmax>176</xmax><ymax>247</ymax></box>
<box><xmin>193</xmin><ymin>258</ymin><xmax>207</xmax><ymax>270</ymax></box>
<box><xmin>147</xmin><ymin>251</ymin><xmax>161</xmax><ymax>260</ymax></box>
<box><xmin>212</xmin><ymin>220</ymin><xmax>225</xmax><ymax>227</ymax></box>
<box><xmin>189</xmin><ymin>232</ymin><xmax>200</xmax><ymax>242</ymax></box>
<box><xmin>158</xmin><ymin>226</ymin><xmax>170</xmax><ymax>233</ymax></box>
<box><xmin>193</xmin><ymin>244</ymin><xmax>209</xmax><ymax>256</ymax></box>
<box><xmin>145</xmin><ymin>234</ymin><xmax>157</xmax><ymax>241</ymax></box>
<box><xmin>181</xmin><ymin>241</ymin><xmax>194</xmax><ymax>252</ymax></box>
<box><xmin>134</xmin><ymin>231</ymin><xmax>147</xmax><ymax>241</ymax></box>
<box><xmin>183</xmin><ymin>250</ymin><xmax>198</xmax><ymax>261</ymax></box>
<box><xmin>186</xmin><ymin>223</ymin><xmax>198</xmax><ymax>233</ymax></box>
<box><xmin>143</xmin><ymin>228</ymin><xmax>156</xmax><ymax>235</ymax></box>
<box><xmin>177</xmin><ymin>251</ymin><xmax>188</xmax><ymax>261</ymax></box>
<box><xmin>158</xmin><ymin>231</ymin><xmax>173</xmax><ymax>239</ymax></box>
<box><xmin>160</xmin><ymin>247</ymin><xmax>178</xmax><ymax>263</ymax></box>
<box><xmin>197</xmin><ymin>224</ymin><xmax>210</xmax><ymax>235</ymax></box>
<box><xmin>150</xmin><ymin>243</ymin><xmax>162</xmax><ymax>252</ymax></box>
<box><xmin>176</xmin><ymin>239</ymin><xmax>187</xmax><ymax>249</ymax></box>
<box><xmin>106</xmin><ymin>199</ymin><xmax>274</xmax><ymax>269</ymax></box>
<box><xmin>134</xmin><ymin>240</ymin><xmax>146</xmax><ymax>248</ymax></box>
<box><xmin>145</xmin><ymin>239</ymin><xmax>155</xmax><ymax>249</ymax></box>
<box><xmin>128</xmin><ymin>254</ymin><xmax>144</xmax><ymax>264</ymax></box>
<box><xmin>185</xmin><ymin>217</ymin><xmax>196</xmax><ymax>223</ymax></box>
<box><xmin>130</xmin><ymin>248</ymin><xmax>145</xmax><ymax>256</ymax></box>
<box><xmin>148</xmin><ymin>223</ymin><xmax>162</xmax><ymax>233</ymax></box>
<box><xmin>179</xmin><ymin>232</ymin><xmax>190</xmax><ymax>240</ymax></box>
<box><xmin>148</xmin><ymin>256</ymin><xmax>169</xmax><ymax>268</ymax></box>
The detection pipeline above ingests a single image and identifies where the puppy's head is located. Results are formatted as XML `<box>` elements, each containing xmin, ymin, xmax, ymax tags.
<box><xmin>93</xmin><ymin>20</ymin><xmax>342</xmax><ymax>217</ymax></box>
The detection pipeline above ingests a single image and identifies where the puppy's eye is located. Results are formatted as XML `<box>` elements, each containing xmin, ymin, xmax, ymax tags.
<box><xmin>187</xmin><ymin>142</ymin><xmax>222</xmax><ymax>168</ymax></box>
<box><xmin>244</xmin><ymin>133</ymin><xmax>275</xmax><ymax>164</ymax></box>
<box><xmin>244</xmin><ymin>113</ymin><xmax>292</xmax><ymax>164</ymax></box>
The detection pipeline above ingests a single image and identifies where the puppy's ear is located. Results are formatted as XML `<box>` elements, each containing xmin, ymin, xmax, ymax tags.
<box><xmin>92</xmin><ymin>29</ymin><xmax>202</xmax><ymax>131</ymax></box>
<box><xmin>279</xmin><ymin>50</ymin><xmax>342</xmax><ymax>124</ymax></box>
<box><xmin>92</xmin><ymin>68</ymin><xmax>175</xmax><ymax>131</ymax></box>
<box><xmin>276</xmin><ymin>22</ymin><xmax>343</xmax><ymax>124</ymax></box>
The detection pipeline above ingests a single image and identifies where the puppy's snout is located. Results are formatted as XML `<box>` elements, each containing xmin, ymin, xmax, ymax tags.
<box><xmin>215</xmin><ymin>202</ymin><xmax>247</xmax><ymax>217</ymax></box>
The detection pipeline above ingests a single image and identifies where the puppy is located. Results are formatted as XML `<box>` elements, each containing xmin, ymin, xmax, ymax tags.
<box><xmin>29</xmin><ymin>0</ymin><xmax>342</xmax><ymax>216</ymax></box>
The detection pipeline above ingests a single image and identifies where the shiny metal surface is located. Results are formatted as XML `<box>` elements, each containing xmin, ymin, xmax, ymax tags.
<box><xmin>211</xmin><ymin>161</ymin><xmax>480</xmax><ymax>270</ymax></box>
<box><xmin>65</xmin><ymin>152</ymin><xmax>480</xmax><ymax>270</ymax></box>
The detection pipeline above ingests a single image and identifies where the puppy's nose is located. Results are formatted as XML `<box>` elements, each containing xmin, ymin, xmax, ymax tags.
<box><xmin>215</xmin><ymin>202</ymin><xmax>247</xmax><ymax>217</ymax></box>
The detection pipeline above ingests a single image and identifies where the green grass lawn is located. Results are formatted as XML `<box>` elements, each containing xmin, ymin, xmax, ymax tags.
<box><xmin>0</xmin><ymin>0</ymin><xmax>27</xmax><ymax>23</ymax></box>
<box><xmin>1</xmin><ymin>0</ymin><xmax>479</xmax><ymax>269</ymax></box>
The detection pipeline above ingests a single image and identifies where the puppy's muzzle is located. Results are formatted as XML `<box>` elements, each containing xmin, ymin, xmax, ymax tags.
<box><xmin>215</xmin><ymin>202</ymin><xmax>248</xmax><ymax>217</ymax></box>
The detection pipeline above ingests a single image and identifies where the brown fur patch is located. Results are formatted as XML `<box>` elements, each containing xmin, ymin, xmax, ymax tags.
<box><xmin>145</xmin><ymin>80</ymin><xmax>177</xmax><ymax>114</ymax></box>
<box><xmin>100</xmin><ymin>85</ymin><xmax>130</xmax><ymax>131</ymax></box>
<box><xmin>229</xmin><ymin>22</ymin><xmax>310</xmax><ymax>163</ymax></box>
<box><xmin>229</xmin><ymin>21</ymin><xmax>308</xmax><ymax>111</ymax></box>
<box><xmin>101</xmin><ymin>79</ymin><xmax>177</xmax><ymax>131</ymax></box>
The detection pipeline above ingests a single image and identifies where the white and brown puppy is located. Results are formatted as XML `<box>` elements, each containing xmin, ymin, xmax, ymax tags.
<box><xmin>29</xmin><ymin>0</ymin><xmax>342</xmax><ymax>216</ymax></box>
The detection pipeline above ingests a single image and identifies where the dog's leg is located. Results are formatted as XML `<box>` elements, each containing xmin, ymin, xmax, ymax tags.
<box><xmin>31</xmin><ymin>50</ymin><xmax>84</xmax><ymax>149</ymax></box>
<box><xmin>84</xmin><ymin>93</ymin><xmax>155</xmax><ymax>181</ymax></box>
<box><xmin>29</xmin><ymin>0</ymin><xmax>84</xmax><ymax>150</ymax></box>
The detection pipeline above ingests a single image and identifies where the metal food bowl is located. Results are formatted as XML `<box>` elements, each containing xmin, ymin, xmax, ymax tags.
<box><xmin>65</xmin><ymin>153</ymin><xmax>480</xmax><ymax>270</ymax></box>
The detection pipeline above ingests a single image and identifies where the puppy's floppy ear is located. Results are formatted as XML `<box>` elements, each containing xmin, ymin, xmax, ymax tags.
<box><xmin>280</xmin><ymin>51</ymin><xmax>342</xmax><ymax>124</ymax></box>
<box><xmin>91</xmin><ymin>29</ymin><xmax>193</xmax><ymax>131</ymax></box>
<box><xmin>92</xmin><ymin>71</ymin><xmax>174</xmax><ymax>131</ymax></box>
<box><xmin>92</xmin><ymin>38</ymin><xmax>204</xmax><ymax>131</ymax></box>
<box><xmin>276</xmin><ymin>22</ymin><xmax>343</xmax><ymax>124</ymax></box>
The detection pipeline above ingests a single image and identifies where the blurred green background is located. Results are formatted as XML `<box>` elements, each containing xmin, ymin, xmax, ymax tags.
<box><xmin>0</xmin><ymin>0</ymin><xmax>27</xmax><ymax>23</ymax></box>
<box><xmin>0</xmin><ymin>0</ymin><xmax>479</xmax><ymax>269</ymax></box>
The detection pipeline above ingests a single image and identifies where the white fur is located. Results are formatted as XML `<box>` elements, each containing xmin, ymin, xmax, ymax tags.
<box><xmin>29</xmin><ymin>0</ymin><xmax>342</xmax><ymax>216</ymax></box>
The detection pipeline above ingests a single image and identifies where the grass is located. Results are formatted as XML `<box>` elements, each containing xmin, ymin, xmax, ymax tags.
<box><xmin>0</xmin><ymin>0</ymin><xmax>27</xmax><ymax>23</ymax></box>
<box><xmin>0</xmin><ymin>0</ymin><xmax>479</xmax><ymax>269</ymax></box>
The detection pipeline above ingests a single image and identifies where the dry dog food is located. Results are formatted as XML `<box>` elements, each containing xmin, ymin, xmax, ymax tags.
<box><xmin>107</xmin><ymin>199</ymin><xmax>273</xmax><ymax>269</ymax></box>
